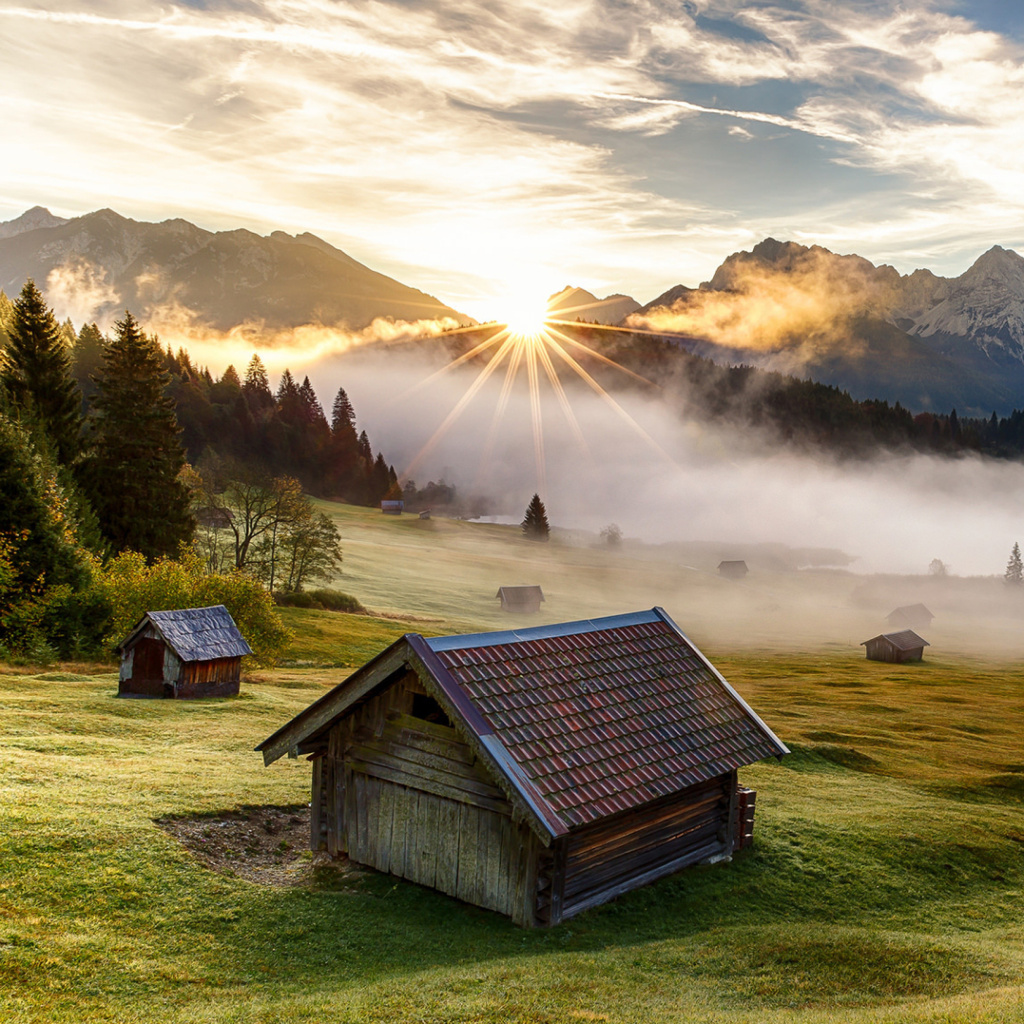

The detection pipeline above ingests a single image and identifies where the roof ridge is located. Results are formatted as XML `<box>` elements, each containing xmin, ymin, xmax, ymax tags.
<box><xmin>426</xmin><ymin>608</ymin><xmax>662</xmax><ymax>652</ymax></box>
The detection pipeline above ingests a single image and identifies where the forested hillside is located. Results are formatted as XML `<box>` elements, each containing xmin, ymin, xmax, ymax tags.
<box><xmin>0</xmin><ymin>280</ymin><xmax>405</xmax><ymax>662</ymax></box>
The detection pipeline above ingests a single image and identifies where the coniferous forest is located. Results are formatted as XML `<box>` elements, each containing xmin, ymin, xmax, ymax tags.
<box><xmin>0</xmin><ymin>281</ymin><xmax>405</xmax><ymax>662</ymax></box>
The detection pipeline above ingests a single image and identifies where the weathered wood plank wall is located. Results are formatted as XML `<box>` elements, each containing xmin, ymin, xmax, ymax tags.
<box><xmin>315</xmin><ymin>671</ymin><xmax>540</xmax><ymax>924</ymax></box>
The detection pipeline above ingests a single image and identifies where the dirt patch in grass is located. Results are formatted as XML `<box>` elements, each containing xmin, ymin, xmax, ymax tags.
<box><xmin>156</xmin><ymin>804</ymin><xmax>360</xmax><ymax>887</ymax></box>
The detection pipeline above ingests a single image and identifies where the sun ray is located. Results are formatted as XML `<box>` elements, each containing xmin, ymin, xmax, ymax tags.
<box><xmin>525</xmin><ymin>334</ymin><xmax>547</xmax><ymax>496</ymax></box>
<box><xmin>474</xmin><ymin>334</ymin><xmax>527</xmax><ymax>488</ymax></box>
<box><xmin>544</xmin><ymin>324</ymin><xmax>661</xmax><ymax>389</ymax></box>
<box><xmin>533</xmin><ymin>331</ymin><xmax>590</xmax><ymax>456</ymax></box>
<box><xmin>388</xmin><ymin>325</ymin><xmax>509</xmax><ymax>405</ymax></box>
<box><xmin>400</xmin><ymin>311</ymin><xmax>681</xmax><ymax>495</ymax></box>
<box><xmin>542</xmin><ymin>332</ymin><xmax>676</xmax><ymax>463</ymax></box>
<box><xmin>400</xmin><ymin>332</ymin><xmax>519</xmax><ymax>481</ymax></box>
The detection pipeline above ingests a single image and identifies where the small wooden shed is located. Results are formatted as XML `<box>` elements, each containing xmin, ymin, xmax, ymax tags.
<box><xmin>886</xmin><ymin>604</ymin><xmax>934</xmax><ymax>631</ymax></box>
<box><xmin>718</xmin><ymin>560</ymin><xmax>748</xmax><ymax>579</ymax></box>
<box><xmin>381</xmin><ymin>499</ymin><xmax>404</xmax><ymax>515</ymax></box>
<box><xmin>861</xmin><ymin>629</ymin><xmax>930</xmax><ymax>663</ymax></box>
<box><xmin>257</xmin><ymin>608</ymin><xmax>788</xmax><ymax>926</ymax></box>
<box><xmin>118</xmin><ymin>605</ymin><xmax>252</xmax><ymax>698</ymax></box>
<box><xmin>495</xmin><ymin>585</ymin><xmax>545</xmax><ymax>613</ymax></box>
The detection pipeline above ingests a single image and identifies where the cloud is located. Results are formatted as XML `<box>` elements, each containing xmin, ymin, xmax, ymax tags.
<box><xmin>144</xmin><ymin>304</ymin><xmax>463</xmax><ymax>379</ymax></box>
<box><xmin>626</xmin><ymin>241</ymin><xmax>898</xmax><ymax>364</ymax></box>
<box><xmin>301</xmin><ymin>343</ymin><xmax>1024</xmax><ymax>580</ymax></box>
<box><xmin>44</xmin><ymin>261</ymin><xmax>120</xmax><ymax>326</ymax></box>
<box><xmin>3</xmin><ymin>0</ymin><xmax>1024</xmax><ymax>303</ymax></box>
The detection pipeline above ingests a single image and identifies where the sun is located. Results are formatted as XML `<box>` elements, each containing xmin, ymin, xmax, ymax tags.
<box><xmin>492</xmin><ymin>295</ymin><xmax>551</xmax><ymax>335</ymax></box>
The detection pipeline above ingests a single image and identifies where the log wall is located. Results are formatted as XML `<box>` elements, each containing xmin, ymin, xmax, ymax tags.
<box><xmin>864</xmin><ymin>639</ymin><xmax>924</xmax><ymax>663</ymax></box>
<box><xmin>316</xmin><ymin>671</ymin><xmax>540</xmax><ymax>925</ymax></box>
<box><xmin>545</xmin><ymin>772</ymin><xmax>735</xmax><ymax>924</ymax></box>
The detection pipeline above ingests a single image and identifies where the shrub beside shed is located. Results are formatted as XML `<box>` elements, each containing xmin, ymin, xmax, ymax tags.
<box><xmin>257</xmin><ymin>607</ymin><xmax>788</xmax><ymax>926</ymax></box>
<box><xmin>861</xmin><ymin>629</ymin><xmax>930</xmax><ymax>663</ymax></box>
<box><xmin>118</xmin><ymin>605</ymin><xmax>252</xmax><ymax>698</ymax></box>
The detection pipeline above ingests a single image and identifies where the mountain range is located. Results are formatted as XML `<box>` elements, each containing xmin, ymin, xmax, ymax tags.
<box><xmin>4</xmin><ymin>204</ymin><xmax>1024</xmax><ymax>413</ymax></box>
<box><xmin>632</xmin><ymin>239</ymin><xmax>1024</xmax><ymax>415</ymax></box>
<box><xmin>0</xmin><ymin>206</ymin><xmax>468</xmax><ymax>332</ymax></box>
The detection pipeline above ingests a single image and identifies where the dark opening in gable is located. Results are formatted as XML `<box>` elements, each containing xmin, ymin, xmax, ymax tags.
<box><xmin>411</xmin><ymin>692</ymin><xmax>452</xmax><ymax>727</ymax></box>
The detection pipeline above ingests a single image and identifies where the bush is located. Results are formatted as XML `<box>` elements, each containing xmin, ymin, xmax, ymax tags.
<box><xmin>98</xmin><ymin>549</ymin><xmax>292</xmax><ymax>666</ymax></box>
<box><xmin>273</xmin><ymin>588</ymin><xmax>366</xmax><ymax>614</ymax></box>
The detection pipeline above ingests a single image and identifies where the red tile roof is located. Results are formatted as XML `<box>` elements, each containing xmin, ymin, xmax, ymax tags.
<box><xmin>424</xmin><ymin>610</ymin><xmax>786</xmax><ymax>830</ymax></box>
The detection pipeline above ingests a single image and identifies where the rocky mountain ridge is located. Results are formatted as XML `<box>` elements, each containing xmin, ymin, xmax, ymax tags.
<box><xmin>633</xmin><ymin>238</ymin><xmax>1024</xmax><ymax>413</ymax></box>
<box><xmin>0</xmin><ymin>206</ymin><xmax>468</xmax><ymax>331</ymax></box>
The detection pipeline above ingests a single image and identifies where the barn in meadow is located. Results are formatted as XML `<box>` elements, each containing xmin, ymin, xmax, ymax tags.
<box><xmin>257</xmin><ymin>608</ymin><xmax>787</xmax><ymax>926</ymax></box>
<box><xmin>861</xmin><ymin>629</ymin><xmax>930</xmax><ymax>664</ymax></box>
<box><xmin>118</xmin><ymin>605</ymin><xmax>252</xmax><ymax>699</ymax></box>
<box><xmin>885</xmin><ymin>604</ymin><xmax>934</xmax><ymax>631</ymax></box>
<box><xmin>717</xmin><ymin>560</ymin><xmax>748</xmax><ymax>579</ymax></box>
<box><xmin>495</xmin><ymin>585</ymin><xmax>545</xmax><ymax>614</ymax></box>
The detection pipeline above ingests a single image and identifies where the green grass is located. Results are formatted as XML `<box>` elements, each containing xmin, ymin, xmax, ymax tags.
<box><xmin>1</xmin><ymin>643</ymin><xmax>1023</xmax><ymax>1023</ymax></box>
<box><xmin>3</xmin><ymin>508</ymin><xmax>1024</xmax><ymax>1021</ymax></box>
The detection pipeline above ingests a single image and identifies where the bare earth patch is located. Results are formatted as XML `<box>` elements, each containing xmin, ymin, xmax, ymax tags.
<box><xmin>156</xmin><ymin>804</ymin><xmax>359</xmax><ymax>887</ymax></box>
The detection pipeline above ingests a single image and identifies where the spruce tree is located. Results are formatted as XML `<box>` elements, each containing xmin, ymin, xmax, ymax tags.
<box><xmin>298</xmin><ymin>375</ymin><xmax>327</xmax><ymax>427</ymax></box>
<box><xmin>521</xmin><ymin>493</ymin><xmax>550</xmax><ymax>542</ymax></box>
<box><xmin>331</xmin><ymin>386</ymin><xmax>356</xmax><ymax>436</ymax></box>
<box><xmin>73</xmin><ymin>322</ymin><xmax>106</xmax><ymax>407</ymax></box>
<box><xmin>0</xmin><ymin>280</ymin><xmax>82</xmax><ymax>465</ymax></box>
<box><xmin>84</xmin><ymin>311</ymin><xmax>193</xmax><ymax>558</ymax></box>
<box><xmin>1005</xmin><ymin>542</ymin><xmax>1023</xmax><ymax>586</ymax></box>
<box><xmin>243</xmin><ymin>353</ymin><xmax>274</xmax><ymax>415</ymax></box>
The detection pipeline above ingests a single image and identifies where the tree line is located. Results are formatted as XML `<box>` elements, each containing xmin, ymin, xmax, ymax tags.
<box><xmin>0</xmin><ymin>280</ymin><xmax>399</xmax><ymax>660</ymax></box>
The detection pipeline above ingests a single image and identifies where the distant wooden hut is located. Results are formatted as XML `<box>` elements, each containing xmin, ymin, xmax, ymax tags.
<box><xmin>861</xmin><ymin>629</ymin><xmax>930</xmax><ymax>663</ymax></box>
<box><xmin>496</xmin><ymin>585</ymin><xmax>545</xmax><ymax>613</ymax></box>
<box><xmin>257</xmin><ymin>608</ymin><xmax>788</xmax><ymax>927</ymax></box>
<box><xmin>718</xmin><ymin>560</ymin><xmax>748</xmax><ymax>579</ymax></box>
<box><xmin>886</xmin><ymin>604</ymin><xmax>934</xmax><ymax>631</ymax></box>
<box><xmin>381</xmin><ymin>499</ymin><xmax>404</xmax><ymax>515</ymax></box>
<box><xmin>118</xmin><ymin>605</ymin><xmax>252</xmax><ymax>698</ymax></box>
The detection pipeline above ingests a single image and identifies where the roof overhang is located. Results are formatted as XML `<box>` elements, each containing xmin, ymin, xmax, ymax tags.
<box><xmin>256</xmin><ymin>634</ymin><xmax>567</xmax><ymax>844</ymax></box>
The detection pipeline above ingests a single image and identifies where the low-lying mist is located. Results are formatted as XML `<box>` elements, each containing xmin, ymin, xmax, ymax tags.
<box><xmin>296</xmin><ymin>346</ymin><xmax>1021</xmax><ymax>581</ymax></box>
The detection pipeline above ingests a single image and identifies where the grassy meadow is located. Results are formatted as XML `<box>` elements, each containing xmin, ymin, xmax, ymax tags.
<box><xmin>2</xmin><ymin>504</ymin><xmax>1024</xmax><ymax>1022</ymax></box>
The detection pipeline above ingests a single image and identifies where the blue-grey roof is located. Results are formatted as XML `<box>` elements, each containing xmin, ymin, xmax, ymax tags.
<box><xmin>861</xmin><ymin>629</ymin><xmax>930</xmax><ymax>651</ymax></box>
<box><xmin>426</xmin><ymin>609</ymin><xmax>656</xmax><ymax>653</ymax></box>
<box><xmin>127</xmin><ymin>605</ymin><xmax>252</xmax><ymax>661</ymax></box>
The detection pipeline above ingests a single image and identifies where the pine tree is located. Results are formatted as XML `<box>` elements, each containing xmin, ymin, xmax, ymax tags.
<box><xmin>0</xmin><ymin>280</ymin><xmax>82</xmax><ymax>465</ymax></box>
<box><xmin>243</xmin><ymin>353</ymin><xmax>271</xmax><ymax>395</ymax></box>
<box><xmin>0</xmin><ymin>289</ymin><xmax>15</xmax><ymax>347</ymax></box>
<box><xmin>83</xmin><ymin>311</ymin><xmax>193</xmax><ymax>558</ymax></box>
<box><xmin>220</xmin><ymin>364</ymin><xmax>241</xmax><ymax>389</ymax></box>
<box><xmin>1005</xmin><ymin>542</ymin><xmax>1023</xmax><ymax>586</ymax></box>
<box><xmin>357</xmin><ymin>430</ymin><xmax>372</xmax><ymax>463</ymax></box>
<box><xmin>243</xmin><ymin>353</ymin><xmax>274</xmax><ymax>415</ymax></box>
<box><xmin>73</xmin><ymin>322</ymin><xmax>106</xmax><ymax>407</ymax></box>
<box><xmin>521</xmin><ymin>493</ymin><xmax>550</xmax><ymax>542</ymax></box>
<box><xmin>331</xmin><ymin>386</ymin><xmax>356</xmax><ymax>436</ymax></box>
<box><xmin>298</xmin><ymin>375</ymin><xmax>327</xmax><ymax>427</ymax></box>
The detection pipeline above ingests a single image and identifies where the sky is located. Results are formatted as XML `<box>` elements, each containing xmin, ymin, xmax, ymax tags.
<box><xmin>3</xmin><ymin>0</ymin><xmax>1024</xmax><ymax>320</ymax></box>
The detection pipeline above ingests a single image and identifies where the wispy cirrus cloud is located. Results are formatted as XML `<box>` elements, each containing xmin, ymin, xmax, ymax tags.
<box><xmin>1</xmin><ymin>0</ymin><xmax>1023</xmax><ymax>309</ymax></box>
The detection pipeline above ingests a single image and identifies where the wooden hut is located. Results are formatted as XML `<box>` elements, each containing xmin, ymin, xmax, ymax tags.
<box><xmin>495</xmin><ymin>585</ymin><xmax>545</xmax><ymax>613</ymax></box>
<box><xmin>118</xmin><ymin>605</ymin><xmax>252</xmax><ymax>698</ymax></box>
<box><xmin>257</xmin><ymin>608</ymin><xmax>788</xmax><ymax>926</ymax></box>
<box><xmin>885</xmin><ymin>604</ymin><xmax>934</xmax><ymax>631</ymax></box>
<box><xmin>381</xmin><ymin>499</ymin><xmax>404</xmax><ymax>515</ymax></box>
<box><xmin>718</xmin><ymin>560</ymin><xmax>748</xmax><ymax>579</ymax></box>
<box><xmin>861</xmin><ymin>629</ymin><xmax>930</xmax><ymax>663</ymax></box>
